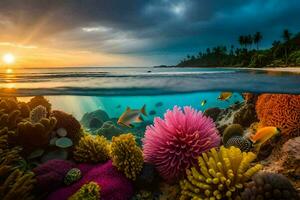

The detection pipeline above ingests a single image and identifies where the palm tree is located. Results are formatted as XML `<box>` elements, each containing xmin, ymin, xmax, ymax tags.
<box><xmin>282</xmin><ymin>29</ymin><xmax>292</xmax><ymax>65</ymax></box>
<box><xmin>238</xmin><ymin>36</ymin><xmax>245</xmax><ymax>48</ymax></box>
<box><xmin>245</xmin><ymin>35</ymin><xmax>253</xmax><ymax>49</ymax></box>
<box><xmin>254</xmin><ymin>32</ymin><xmax>263</xmax><ymax>50</ymax></box>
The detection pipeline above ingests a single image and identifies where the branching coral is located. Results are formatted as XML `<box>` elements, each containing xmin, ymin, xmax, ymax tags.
<box><xmin>73</xmin><ymin>134</ymin><xmax>110</xmax><ymax>163</ymax></box>
<box><xmin>0</xmin><ymin>169</ymin><xmax>36</xmax><ymax>200</ymax></box>
<box><xmin>241</xmin><ymin>172</ymin><xmax>299</xmax><ymax>200</ymax></box>
<box><xmin>179</xmin><ymin>146</ymin><xmax>262</xmax><ymax>200</ymax></box>
<box><xmin>68</xmin><ymin>181</ymin><xmax>101</xmax><ymax>200</ymax></box>
<box><xmin>50</xmin><ymin>110</ymin><xmax>81</xmax><ymax>143</ymax></box>
<box><xmin>143</xmin><ymin>106</ymin><xmax>220</xmax><ymax>182</ymax></box>
<box><xmin>256</xmin><ymin>94</ymin><xmax>300</xmax><ymax>136</ymax></box>
<box><xmin>111</xmin><ymin>133</ymin><xmax>143</xmax><ymax>180</ymax></box>
<box><xmin>27</xmin><ymin>96</ymin><xmax>51</xmax><ymax>114</ymax></box>
<box><xmin>29</xmin><ymin>105</ymin><xmax>47</xmax><ymax>123</ymax></box>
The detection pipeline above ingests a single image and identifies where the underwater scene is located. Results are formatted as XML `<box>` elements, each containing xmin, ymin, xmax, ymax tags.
<box><xmin>0</xmin><ymin>67</ymin><xmax>300</xmax><ymax>200</ymax></box>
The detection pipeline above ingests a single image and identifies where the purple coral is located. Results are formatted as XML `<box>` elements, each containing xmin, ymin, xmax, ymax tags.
<box><xmin>47</xmin><ymin>160</ymin><xmax>134</xmax><ymax>200</ymax></box>
<box><xmin>33</xmin><ymin>159</ymin><xmax>76</xmax><ymax>193</ymax></box>
<box><xmin>143</xmin><ymin>106</ymin><xmax>220</xmax><ymax>182</ymax></box>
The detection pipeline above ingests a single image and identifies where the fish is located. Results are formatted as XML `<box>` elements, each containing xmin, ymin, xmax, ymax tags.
<box><xmin>149</xmin><ymin>110</ymin><xmax>156</xmax><ymax>115</ymax></box>
<box><xmin>217</xmin><ymin>92</ymin><xmax>233</xmax><ymax>101</ymax></box>
<box><xmin>155</xmin><ymin>102</ymin><xmax>163</xmax><ymax>107</ymax></box>
<box><xmin>249</xmin><ymin>126</ymin><xmax>281</xmax><ymax>150</ymax></box>
<box><xmin>117</xmin><ymin>105</ymin><xmax>147</xmax><ymax>128</ymax></box>
<box><xmin>201</xmin><ymin>100</ymin><xmax>207</xmax><ymax>106</ymax></box>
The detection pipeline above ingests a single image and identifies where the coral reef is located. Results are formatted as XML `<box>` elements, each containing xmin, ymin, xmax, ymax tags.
<box><xmin>204</xmin><ymin>107</ymin><xmax>222</xmax><ymax>122</ymax></box>
<box><xmin>73</xmin><ymin>134</ymin><xmax>110</xmax><ymax>163</ymax></box>
<box><xmin>0</xmin><ymin>128</ymin><xmax>10</xmax><ymax>149</ymax></box>
<box><xmin>222</xmin><ymin>123</ymin><xmax>244</xmax><ymax>144</ymax></box>
<box><xmin>29</xmin><ymin>105</ymin><xmax>48</xmax><ymax>123</ymax></box>
<box><xmin>179</xmin><ymin>146</ymin><xmax>262</xmax><ymax>200</ymax></box>
<box><xmin>50</xmin><ymin>110</ymin><xmax>81</xmax><ymax>143</ymax></box>
<box><xmin>97</xmin><ymin>121</ymin><xmax>124</xmax><ymax>139</ymax></box>
<box><xmin>225</xmin><ymin>136</ymin><xmax>252</xmax><ymax>152</ymax></box>
<box><xmin>256</xmin><ymin>94</ymin><xmax>300</xmax><ymax>136</ymax></box>
<box><xmin>81</xmin><ymin>109</ymin><xmax>109</xmax><ymax>129</ymax></box>
<box><xmin>0</xmin><ymin>109</ymin><xmax>21</xmax><ymax>131</ymax></box>
<box><xmin>233</xmin><ymin>103</ymin><xmax>258</xmax><ymax>127</ymax></box>
<box><xmin>111</xmin><ymin>133</ymin><xmax>143</xmax><ymax>180</ymax></box>
<box><xmin>241</xmin><ymin>172</ymin><xmax>299</xmax><ymax>200</ymax></box>
<box><xmin>12</xmin><ymin>117</ymin><xmax>57</xmax><ymax>153</ymax></box>
<box><xmin>135</xmin><ymin>163</ymin><xmax>160</xmax><ymax>191</ymax></box>
<box><xmin>69</xmin><ymin>181</ymin><xmax>101</xmax><ymax>200</ymax></box>
<box><xmin>48</xmin><ymin>160</ymin><xmax>134</xmax><ymax>200</ymax></box>
<box><xmin>132</xmin><ymin>190</ymin><xmax>154</xmax><ymax>200</ymax></box>
<box><xmin>64</xmin><ymin>168</ymin><xmax>82</xmax><ymax>185</ymax></box>
<box><xmin>0</xmin><ymin>169</ymin><xmax>36</xmax><ymax>200</ymax></box>
<box><xmin>242</xmin><ymin>93</ymin><xmax>259</xmax><ymax>104</ymax></box>
<box><xmin>27</xmin><ymin>96</ymin><xmax>51</xmax><ymax>114</ymax></box>
<box><xmin>158</xmin><ymin>182</ymin><xmax>181</xmax><ymax>200</ymax></box>
<box><xmin>0</xmin><ymin>146</ymin><xmax>22</xmax><ymax>176</ymax></box>
<box><xmin>143</xmin><ymin>106</ymin><xmax>220</xmax><ymax>182</ymax></box>
<box><xmin>32</xmin><ymin>159</ymin><xmax>76</xmax><ymax>193</ymax></box>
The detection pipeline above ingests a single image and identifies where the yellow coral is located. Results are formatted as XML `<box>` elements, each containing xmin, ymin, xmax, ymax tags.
<box><xmin>0</xmin><ymin>169</ymin><xmax>36</xmax><ymax>200</ymax></box>
<box><xmin>110</xmin><ymin>133</ymin><xmax>143</xmax><ymax>180</ymax></box>
<box><xmin>179</xmin><ymin>146</ymin><xmax>262</xmax><ymax>200</ymax></box>
<box><xmin>68</xmin><ymin>181</ymin><xmax>101</xmax><ymax>200</ymax></box>
<box><xmin>73</xmin><ymin>134</ymin><xmax>110</xmax><ymax>163</ymax></box>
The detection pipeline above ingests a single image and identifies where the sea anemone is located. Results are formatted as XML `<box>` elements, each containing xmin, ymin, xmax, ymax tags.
<box><xmin>111</xmin><ymin>133</ymin><xmax>143</xmax><ymax>181</ymax></box>
<box><xmin>179</xmin><ymin>146</ymin><xmax>262</xmax><ymax>200</ymax></box>
<box><xmin>241</xmin><ymin>172</ymin><xmax>299</xmax><ymax>200</ymax></box>
<box><xmin>68</xmin><ymin>181</ymin><xmax>101</xmax><ymax>200</ymax></box>
<box><xmin>143</xmin><ymin>106</ymin><xmax>220</xmax><ymax>182</ymax></box>
<box><xmin>256</xmin><ymin>94</ymin><xmax>300</xmax><ymax>136</ymax></box>
<box><xmin>73</xmin><ymin>134</ymin><xmax>110</xmax><ymax>163</ymax></box>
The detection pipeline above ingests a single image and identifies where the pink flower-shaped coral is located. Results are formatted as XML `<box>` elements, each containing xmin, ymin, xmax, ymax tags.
<box><xmin>143</xmin><ymin>106</ymin><xmax>220</xmax><ymax>182</ymax></box>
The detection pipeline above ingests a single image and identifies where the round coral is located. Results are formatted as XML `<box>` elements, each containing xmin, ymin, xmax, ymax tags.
<box><xmin>241</xmin><ymin>172</ymin><xmax>299</xmax><ymax>200</ymax></box>
<box><xmin>50</xmin><ymin>110</ymin><xmax>81</xmax><ymax>143</ymax></box>
<box><xmin>69</xmin><ymin>181</ymin><xmax>101</xmax><ymax>200</ymax></box>
<box><xmin>225</xmin><ymin>136</ymin><xmax>252</xmax><ymax>152</ymax></box>
<box><xmin>143</xmin><ymin>106</ymin><xmax>220</xmax><ymax>182</ymax></box>
<box><xmin>64</xmin><ymin>168</ymin><xmax>82</xmax><ymax>185</ymax></box>
<box><xmin>111</xmin><ymin>133</ymin><xmax>143</xmax><ymax>181</ymax></box>
<box><xmin>73</xmin><ymin>134</ymin><xmax>110</xmax><ymax>163</ymax></box>
<box><xmin>27</xmin><ymin>96</ymin><xmax>51</xmax><ymax>114</ymax></box>
<box><xmin>256</xmin><ymin>94</ymin><xmax>300</xmax><ymax>136</ymax></box>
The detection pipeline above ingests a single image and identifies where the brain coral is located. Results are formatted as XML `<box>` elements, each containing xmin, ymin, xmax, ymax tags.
<box><xmin>143</xmin><ymin>106</ymin><xmax>220</xmax><ymax>182</ymax></box>
<box><xmin>241</xmin><ymin>172</ymin><xmax>299</xmax><ymax>200</ymax></box>
<box><xmin>111</xmin><ymin>133</ymin><xmax>144</xmax><ymax>180</ymax></box>
<box><xmin>73</xmin><ymin>134</ymin><xmax>110</xmax><ymax>163</ymax></box>
<box><xmin>256</xmin><ymin>94</ymin><xmax>300</xmax><ymax>136</ymax></box>
<box><xmin>179</xmin><ymin>146</ymin><xmax>262</xmax><ymax>200</ymax></box>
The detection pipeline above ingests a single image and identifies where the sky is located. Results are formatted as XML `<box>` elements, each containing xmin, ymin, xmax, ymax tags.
<box><xmin>0</xmin><ymin>0</ymin><xmax>299</xmax><ymax>68</ymax></box>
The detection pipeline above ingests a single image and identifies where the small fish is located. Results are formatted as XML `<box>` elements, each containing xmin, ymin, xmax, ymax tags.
<box><xmin>250</xmin><ymin>126</ymin><xmax>281</xmax><ymax>151</ymax></box>
<box><xmin>116</xmin><ymin>105</ymin><xmax>121</xmax><ymax>109</ymax></box>
<box><xmin>218</xmin><ymin>92</ymin><xmax>233</xmax><ymax>101</ymax></box>
<box><xmin>117</xmin><ymin>105</ymin><xmax>147</xmax><ymax>128</ymax></box>
<box><xmin>201</xmin><ymin>100</ymin><xmax>207</xmax><ymax>106</ymax></box>
<box><xmin>149</xmin><ymin>110</ymin><xmax>156</xmax><ymax>115</ymax></box>
<box><xmin>155</xmin><ymin>102</ymin><xmax>163</xmax><ymax>107</ymax></box>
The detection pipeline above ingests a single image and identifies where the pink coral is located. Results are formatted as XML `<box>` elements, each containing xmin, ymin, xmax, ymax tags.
<box><xmin>142</xmin><ymin>106</ymin><xmax>220</xmax><ymax>182</ymax></box>
<box><xmin>47</xmin><ymin>160</ymin><xmax>134</xmax><ymax>200</ymax></box>
<box><xmin>33</xmin><ymin>159</ymin><xmax>76</xmax><ymax>193</ymax></box>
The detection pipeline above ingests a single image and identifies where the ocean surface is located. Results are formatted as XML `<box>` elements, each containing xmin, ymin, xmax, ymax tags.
<box><xmin>1</xmin><ymin>67</ymin><xmax>300</xmax><ymax>119</ymax></box>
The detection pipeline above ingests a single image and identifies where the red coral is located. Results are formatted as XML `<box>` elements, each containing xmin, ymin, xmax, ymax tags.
<box><xmin>256</xmin><ymin>94</ymin><xmax>300</xmax><ymax>136</ymax></box>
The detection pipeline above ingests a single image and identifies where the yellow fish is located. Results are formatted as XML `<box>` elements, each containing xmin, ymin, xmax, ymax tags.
<box><xmin>218</xmin><ymin>92</ymin><xmax>233</xmax><ymax>101</ymax></box>
<box><xmin>201</xmin><ymin>100</ymin><xmax>207</xmax><ymax>106</ymax></box>
<box><xmin>117</xmin><ymin>105</ymin><xmax>147</xmax><ymax>128</ymax></box>
<box><xmin>250</xmin><ymin>126</ymin><xmax>281</xmax><ymax>151</ymax></box>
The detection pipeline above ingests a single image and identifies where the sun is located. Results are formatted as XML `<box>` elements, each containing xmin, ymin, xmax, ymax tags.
<box><xmin>3</xmin><ymin>53</ymin><xmax>15</xmax><ymax>64</ymax></box>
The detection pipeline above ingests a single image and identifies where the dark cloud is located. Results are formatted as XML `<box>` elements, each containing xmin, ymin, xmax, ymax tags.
<box><xmin>0</xmin><ymin>0</ymin><xmax>299</xmax><ymax>64</ymax></box>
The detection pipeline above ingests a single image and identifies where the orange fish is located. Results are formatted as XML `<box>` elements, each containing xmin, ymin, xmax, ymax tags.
<box><xmin>250</xmin><ymin>126</ymin><xmax>280</xmax><ymax>150</ymax></box>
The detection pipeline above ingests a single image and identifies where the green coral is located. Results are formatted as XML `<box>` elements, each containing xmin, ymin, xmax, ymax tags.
<box><xmin>69</xmin><ymin>181</ymin><xmax>101</xmax><ymax>200</ymax></box>
<box><xmin>222</xmin><ymin>124</ymin><xmax>244</xmax><ymax>144</ymax></box>
<box><xmin>73</xmin><ymin>134</ymin><xmax>110</xmax><ymax>163</ymax></box>
<box><xmin>179</xmin><ymin>146</ymin><xmax>262</xmax><ymax>200</ymax></box>
<box><xmin>110</xmin><ymin>133</ymin><xmax>143</xmax><ymax>180</ymax></box>
<box><xmin>64</xmin><ymin>168</ymin><xmax>82</xmax><ymax>185</ymax></box>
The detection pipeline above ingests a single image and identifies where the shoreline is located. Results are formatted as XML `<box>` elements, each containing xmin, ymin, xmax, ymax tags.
<box><xmin>238</xmin><ymin>67</ymin><xmax>300</xmax><ymax>73</ymax></box>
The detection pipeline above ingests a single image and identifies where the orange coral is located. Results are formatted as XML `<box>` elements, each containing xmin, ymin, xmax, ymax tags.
<box><xmin>256</xmin><ymin>94</ymin><xmax>300</xmax><ymax>136</ymax></box>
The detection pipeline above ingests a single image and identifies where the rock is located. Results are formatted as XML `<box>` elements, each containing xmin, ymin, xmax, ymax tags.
<box><xmin>80</xmin><ymin>109</ymin><xmax>109</xmax><ymax>129</ymax></box>
<box><xmin>89</xmin><ymin>118</ymin><xmax>103</xmax><ymax>129</ymax></box>
<box><xmin>57</xmin><ymin>128</ymin><xmax>67</xmax><ymax>137</ymax></box>
<box><xmin>204</xmin><ymin>107</ymin><xmax>222</xmax><ymax>122</ymax></box>
<box><xmin>233</xmin><ymin>103</ymin><xmax>258</xmax><ymax>127</ymax></box>
<box><xmin>97</xmin><ymin>121</ymin><xmax>124</xmax><ymax>139</ymax></box>
<box><xmin>135</xmin><ymin>163</ymin><xmax>160</xmax><ymax>191</ymax></box>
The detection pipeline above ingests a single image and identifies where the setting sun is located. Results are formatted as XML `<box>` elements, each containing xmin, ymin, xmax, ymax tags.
<box><xmin>2</xmin><ymin>53</ymin><xmax>15</xmax><ymax>64</ymax></box>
